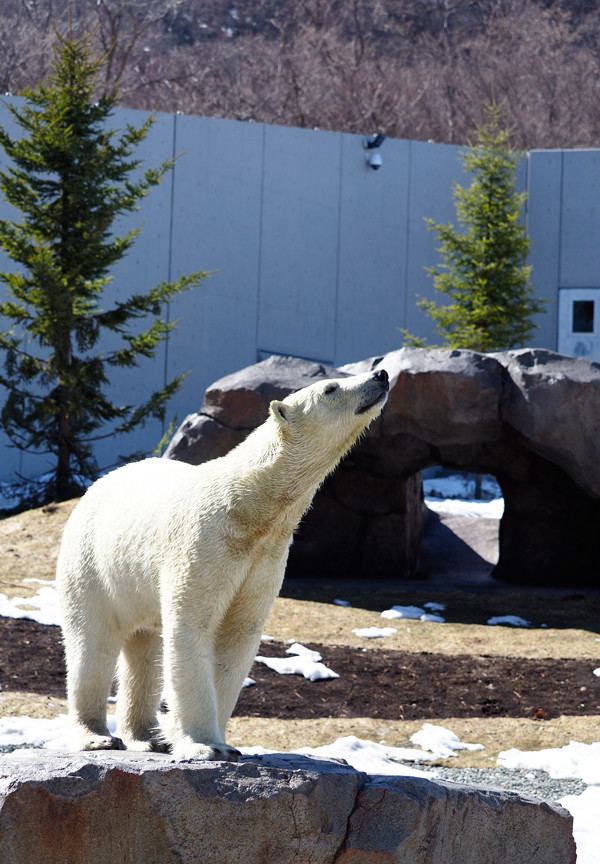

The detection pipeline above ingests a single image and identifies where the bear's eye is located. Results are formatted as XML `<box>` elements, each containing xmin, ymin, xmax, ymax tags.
<box><xmin>324</xmin><ymin>384</ymin><xmax>338</xmax><ymax>395</ymax></box>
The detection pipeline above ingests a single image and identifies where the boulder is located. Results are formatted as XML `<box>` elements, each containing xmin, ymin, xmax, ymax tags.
<box><xmin>344</xmin><ymin>348</ymin><xmax>505</xmax><ymax>446</ymax></box>
<box><xmin>164</xmin><ymin>348</ymin><xmax>600</xmax><ymax>587</ymax></box>
<box><xmin>498</xmin><ymin>348</ymin><xmax>600</xmax><ymax>498</ymax></box>
<box><xmin>0</xmin><ymin>750</ymin><xmax>576</xmax><ymax>864</ymax></box>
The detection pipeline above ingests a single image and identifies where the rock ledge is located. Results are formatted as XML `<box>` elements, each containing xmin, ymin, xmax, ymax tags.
<box><xmin>0</xmin><ymin>749</ymin><xmax>575</xmax><ymax>863</ymax></box>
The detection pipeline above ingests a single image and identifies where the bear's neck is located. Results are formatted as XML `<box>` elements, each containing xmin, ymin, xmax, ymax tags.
<box><xmin>223</xmin><ymin>420</ymin><xmax>351</xmax><ymax>538</ymax></box>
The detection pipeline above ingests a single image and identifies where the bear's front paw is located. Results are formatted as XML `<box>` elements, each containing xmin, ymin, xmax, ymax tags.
<box><xmin>82</xmin><ymin>734</ymin><xmax>126</xmax><ymax>751</ymax></box>
<box><xmin>173</xmin><ymin>740</ymin><xmax>241</xmax><ymax>762</ymax></box>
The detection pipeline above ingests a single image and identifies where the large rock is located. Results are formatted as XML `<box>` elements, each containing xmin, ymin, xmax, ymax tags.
<box><xmin>344</xmin><ymin>348</ymin><xmax>505</xmax><ymax>447</ymax></box>
<box><xmin>499</xmin><ymin>348</ymin><xmax>600</xmax><ymax>498</ymax></box>
<box><xmin>164</xmin><ymin>348</ymin><xmax>600</xmax><ymax>587</ymax></box>
<box><xmin>0</xmin><ymin>750</ymin><xmax>576</xmax><ymax>864</ymax></box>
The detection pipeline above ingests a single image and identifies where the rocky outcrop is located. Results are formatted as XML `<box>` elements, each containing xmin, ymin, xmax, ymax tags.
<box><xmin>165</xmin><ymin>348</ymin><xmax>600</xmax><ymax>587</ymax></box>
<box><xmin>0</xmin><ymin>750</ymin><xmax>576</xmax><ymax>864</ymax></box>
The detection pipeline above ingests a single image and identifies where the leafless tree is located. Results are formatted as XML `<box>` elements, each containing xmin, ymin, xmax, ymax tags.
<box><xmin>1</xmin><ymin>0</ymin><xmax>600</xmax><ymax>149</ymax></box>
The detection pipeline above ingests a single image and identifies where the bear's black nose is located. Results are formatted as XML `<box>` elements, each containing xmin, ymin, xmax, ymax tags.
<box><xmin>374</xmin><ymin>369</ymin><xmax>389</xmax><ymax>388</ymax></box>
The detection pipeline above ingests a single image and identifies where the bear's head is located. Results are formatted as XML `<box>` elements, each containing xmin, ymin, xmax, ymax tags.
<box><xmin>269</xmin><ymin>369</ymin><xmax>389</xmax><ymax>459</ymax></box>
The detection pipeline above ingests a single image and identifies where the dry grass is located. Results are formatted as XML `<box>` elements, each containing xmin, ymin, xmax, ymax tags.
<box><xmin>0</xmin><ymin>692</ymin><xmax>68</xmax><ymax>719</ymax></box>
<box><xmin>227</xmin><ymin>715</ymin><xmax>600</xmax><ymax>767</ymax></box>
<box><xmin>1</xmin><ymin>499</ymin><xmax>599</xmax><ymax>768</ymax></box>
<box><xmin>265</xmin><ymin>597</ymin><xmax>600</xmax><ymax>661</ymax></box>
<box><xmin>0</xmin><ymin>500</ymin><xmax>77</xmax><ymax>598</ymax></box>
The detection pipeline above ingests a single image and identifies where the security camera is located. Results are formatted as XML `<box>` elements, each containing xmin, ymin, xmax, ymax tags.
<box><xmin>366</xmin><ymin>151</ymin><xmax>382</xmax><ymax>170</ymax></box>
<box><xmin>364</xmin><ymin>133</ymin><xmax>386</xmax><ymax>150</ymax></box>
<box><xmin>362</xmin><ymin>133</ymin><xmax>385</xmax><ymax>170</ymax></box>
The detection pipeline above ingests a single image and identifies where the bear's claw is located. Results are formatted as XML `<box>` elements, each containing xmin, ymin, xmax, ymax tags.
<box><xmin>176</xmin><ymin>742</ymin><xmax>242</xmax><ymax>762</ymax></box>
<box><xmin>82</xmin><ymin>734</ymin><xmax>126</xmax><ymax>751</ymax></box>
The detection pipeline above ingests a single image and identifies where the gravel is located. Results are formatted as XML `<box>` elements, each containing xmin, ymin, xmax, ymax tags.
<box><xmin>416</xmin><ymin>764</ymin><xmax>589</xmax><ymax>803</ymax></box>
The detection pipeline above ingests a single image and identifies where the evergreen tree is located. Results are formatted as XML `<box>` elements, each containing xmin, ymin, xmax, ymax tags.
<box><xmin>0</xmin><ymin>34</ymin><xmax>206</xmax><ymax>504</ymax></box>
<box><xmin>406</xmin><ymin>107</ymin><xmax>545</xmax><ymax>352</ymax></box>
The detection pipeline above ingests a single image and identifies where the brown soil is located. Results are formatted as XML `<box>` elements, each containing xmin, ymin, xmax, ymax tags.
<box><xmin>237</xmin><ymin>641</ymin><xmax>600</xmax><ymax>721</ymax></box>
<box><xmin>2</xmin><ymin>616</ymin><xmax>599</xmax><ymax>723</ymax></box>
<box><xmin>0</xmin><ymin>617</ymin><xmax>66</xmax><ymax>699</ymax></box>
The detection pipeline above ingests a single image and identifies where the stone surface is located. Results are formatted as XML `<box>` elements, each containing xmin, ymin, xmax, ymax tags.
<box><xmin>164</xmin><ymin>348</ymin><xmax>600</xmax><ymax>587</ymax></box>
<box><xmin>499</xmin><ymin>348</ymin><xmax>600</xmax><ymax>498</ymax></box>
<box><xmin>0</xmin><ymin>750</ymin><xmax>576</xmax><ymax>864</ymax></box>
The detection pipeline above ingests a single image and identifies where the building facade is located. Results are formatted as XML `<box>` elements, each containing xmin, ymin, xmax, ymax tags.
<box><xmin>0</xmin><ymin>99</ymin><xmax>598</xmax><ymax>483</ymax></box>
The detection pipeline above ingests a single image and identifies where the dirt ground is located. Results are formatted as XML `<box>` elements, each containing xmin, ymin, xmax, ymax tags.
<box><xmin>1</xmin><ymin>500</ymin><xmax>600</xmax><ymax>764</ymax></box>
<box><xmin>2</xmin><ymin>610</ymin><xmax>599</xmax><ymax>725</ymax></box>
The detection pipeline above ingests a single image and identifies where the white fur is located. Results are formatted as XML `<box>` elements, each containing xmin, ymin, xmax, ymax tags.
<box><xmin>56</xmin><ymin>370</ymin><xmax>388</xmax><ymax>760</ymax></box>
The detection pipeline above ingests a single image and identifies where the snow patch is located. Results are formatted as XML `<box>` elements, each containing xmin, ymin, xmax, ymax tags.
<box><xmin>352</xmin><ymin>626</ymin><xmax>397</xmax><ymax>639</ymax></box>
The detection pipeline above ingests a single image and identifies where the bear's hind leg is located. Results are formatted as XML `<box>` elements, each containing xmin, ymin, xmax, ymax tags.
<box><xmin>115</xmin><ymin>628</ymin><xmax>167</xmax><ymax>752</ymax></box>
<box><xmin>64</xmin><ymin>626</ymin><xmax>124</xmax><ymax>751</ymax></box>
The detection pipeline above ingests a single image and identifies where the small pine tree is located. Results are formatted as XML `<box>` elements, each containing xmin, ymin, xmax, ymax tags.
<box><xmin>405</xmin><ymin>106</ymin><xmax>545</xmax><ymax>352</ymax></box>
<box><xmin>0</xmin><ymin>34</ymin><xmax>206</xmax><ymax>504</ymax></box>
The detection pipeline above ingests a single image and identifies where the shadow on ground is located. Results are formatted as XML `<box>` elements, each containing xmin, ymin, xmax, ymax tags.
<box><xmin>282</xmin><ymin>510</ymin><xmax>600</xmax><ymax>630</ymax></box>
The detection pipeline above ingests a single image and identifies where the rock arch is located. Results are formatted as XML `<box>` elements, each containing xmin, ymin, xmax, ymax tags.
<box><xmin>165</xmin><ymin>348</ymin><xmax>600</xmax><ymax>588</ymax></box>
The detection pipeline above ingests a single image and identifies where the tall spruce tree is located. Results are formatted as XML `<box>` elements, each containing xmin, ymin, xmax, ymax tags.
<box><xmin>406</xmin><ymin>107</ymin><xmax>544</xmax><ymax>352</ymax></box>
<box><xmin>0</xmin><ymin>34</ymin><xmax>206</xmax><ymax>504</ymax></box>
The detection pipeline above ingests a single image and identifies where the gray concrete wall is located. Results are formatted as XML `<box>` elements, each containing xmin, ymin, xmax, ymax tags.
<box><xmin>0</xmin><ymin>97</ymin><xmax>598</xmax><ymax>485</ymax></box>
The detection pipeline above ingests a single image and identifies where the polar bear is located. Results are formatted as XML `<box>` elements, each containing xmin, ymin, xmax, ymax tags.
<box><xmin>57</xmin><ymin>368</ymin><xmax>389</xmax><ymax>760</ymax></box>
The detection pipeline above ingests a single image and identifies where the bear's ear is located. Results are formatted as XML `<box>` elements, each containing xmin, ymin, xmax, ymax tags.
<box><xmin>269</xmin><ymin>400</ymin><xmax>289</xmax><ymax>425</ymax></box>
